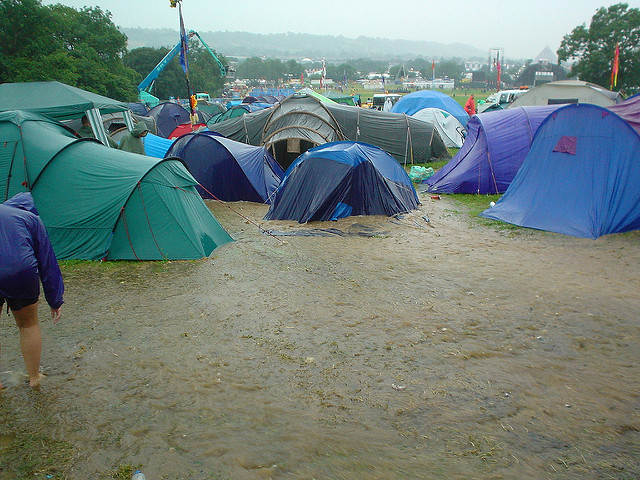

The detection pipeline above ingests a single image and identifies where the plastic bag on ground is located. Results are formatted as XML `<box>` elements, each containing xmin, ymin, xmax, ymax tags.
<box><xmin>409</xmin><ymin>165</ymin><xmax>434</xmax><ymax>183</ymax></box>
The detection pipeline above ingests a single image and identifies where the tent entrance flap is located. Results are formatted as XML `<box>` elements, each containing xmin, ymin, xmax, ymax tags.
<box><xmin>270</xmin><ymin>138</ymin><xmax>317</xmax><ymax>171</ymax></box>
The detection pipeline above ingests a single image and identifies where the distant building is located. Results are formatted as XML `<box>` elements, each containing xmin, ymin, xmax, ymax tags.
<box><xmin>465</xmin><ymin>60</ymin><xmax>485</xmax><ymax>71</ymax></box>
<box><xmin>406</xmin><ymin>78</ymin><xmax>455</xmax><ymax>90</ymax></box>
<box><xmin>515</xmin><ymin>60</ymin><xmax>567</xmax><ymax>87</ymax></box>
<box><xmin>534</xmin><ymin>46</ymin><xmax>558</xmax><ymax>65</ymax></box>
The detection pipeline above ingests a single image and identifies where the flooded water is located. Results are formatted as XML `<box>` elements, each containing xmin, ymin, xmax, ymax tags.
<box><xmin>1</xmin><ymin>197</ymin><xmax>639</xmax><ymax>479</ymax></box>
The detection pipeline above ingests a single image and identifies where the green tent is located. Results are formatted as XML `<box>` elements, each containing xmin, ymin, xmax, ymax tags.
<box><xmin>0</xmin><ymin>81</ymin><xmax>129</xmax><ymax>120</ymax></box>
<box><xmin>0</xmin><ymin>80</ymin><xmax>136</xmax><ymax>147</ymax></box>
<box><xmin>296</xmin><ymin>87</ymin><xmax>337</xmax><ymax>104</ymax></box>
<box><xmin>0</xmin><ymin>111</ymin><xmax>233</xmax><ymax>260</ymax></box>
<box><xmin>324</xmin><ymin>90</ymin><xmax>356</xmax><ymax>106</ymax></box>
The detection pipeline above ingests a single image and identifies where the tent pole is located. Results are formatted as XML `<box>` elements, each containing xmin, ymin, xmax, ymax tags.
<box><xmin>123</xmin><ymin>111</ymin><xmax>135</xmax><ymax>131</ymax></box>
<box><xmin>86</xmin><ymin>108</ymin><xmax>110</xmax><ymax>147</ymax></box>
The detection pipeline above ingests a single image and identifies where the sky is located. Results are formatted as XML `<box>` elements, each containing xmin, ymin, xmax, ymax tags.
<box><xmin>41</xmin><ymin>0</ymin><xmax>640</xmax><ymax>59</ymax></box>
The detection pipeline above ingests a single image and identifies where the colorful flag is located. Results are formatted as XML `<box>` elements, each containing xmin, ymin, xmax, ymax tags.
<box><xmin>611</xmin><ymin>43</ymin><xmax>620</xmax><ymax>89</ymax></box>
<box><xmin>178</xmin><ymin>3</ymin><xmax>189</xmax><ymax>74</ymax></box>
<box><xmin>300</xmin><ymin>72</ymin><xmax>304</xmax><ymax>84</ymax></box>
<box><xmin>432</xmin><ymin>60</ymin><xmax>435</xmax><ymax>80</ymax></box>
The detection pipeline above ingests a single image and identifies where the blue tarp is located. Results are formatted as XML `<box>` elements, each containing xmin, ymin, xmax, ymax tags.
<box><xmin>144</xmin><ymin>133</ymin><xmax>174</xmax><ymax>158</ymax></box>
<box><xmin>264</xmin><ymin>141</ymin><xmax>419</xmax><ymax>223</ymax></box>
<box><xmin>424</xmin><ymin>105</ymin><xmax>561</xmax><ymax>194</ymax></box>
<box><xmin>391</xmin><ymin>90</ymin><xmax>470</xmax><ymax>126</ymax></box>
<box><xmin>481</xmin><ymin>103</ymin><xmax>640</xmax><ymax>238</ymax></box>
<box><xmin>165</xmin><ymin>131</ymin><xmax>284</xmax><ymax>203</ymax></box>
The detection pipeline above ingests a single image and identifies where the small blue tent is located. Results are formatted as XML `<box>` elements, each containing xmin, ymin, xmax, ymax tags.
<box><xmin>481</xmin><ymin>103</ymin><xmax>640</xmax><ymax>238</ymax></box>
<box><xmin>424</xmin><ymin>105</ymin><xmax>561</xmax><ymax>194</ymax></box>
<box><xmin>264</xmin><ymin>141</ymin><xmax>419</xmax><ymax>223</ymax></box>
<box><xmin>166</xmin><ymin>131</ymin><xmax>284</xmax><ymax>203</ymax></box>
<box><xmin>391</xmin><ymin>90</ymin><xmax>470</xmax><ymax>126</ymax></box>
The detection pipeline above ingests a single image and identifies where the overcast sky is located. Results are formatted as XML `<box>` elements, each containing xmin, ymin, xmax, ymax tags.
<box><xmin>41</xmin><ymin>0</ymin><xmax>640</xmax><ymax>59</ymax></box>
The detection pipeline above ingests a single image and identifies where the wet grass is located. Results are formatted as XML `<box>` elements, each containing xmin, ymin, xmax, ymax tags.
<box><xmin>0</xmin><ymin>429</ymin><xmax>73</xmax><ymax>479</ymax></box>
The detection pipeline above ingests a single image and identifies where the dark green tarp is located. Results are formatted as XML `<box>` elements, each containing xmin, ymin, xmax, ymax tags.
<box><xmin>0</xmin><ymin>111</ymin><xmax>232</xmax><ymax>260</ymax></box>
<box><xmin>209</xmin><ymin>94</ymin><xmax>449</xmax><ymax>169</ymax></box>
<box><xmin>0</xmin><ymin>81</ymin><xmax>129</xmax><ymax>120</ymax></box>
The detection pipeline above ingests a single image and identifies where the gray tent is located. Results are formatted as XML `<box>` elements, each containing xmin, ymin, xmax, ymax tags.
<box><xmin>209</xmin><ymin>93</ymin><xmax>449</xmax><ymax>169</ymax></box>
<box><xmin>508</xmin><ymin>80</ymin><xmax>622</xmax><ymax>108</ymax></box>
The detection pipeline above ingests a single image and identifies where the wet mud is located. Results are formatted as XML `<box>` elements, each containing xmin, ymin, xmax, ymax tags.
<box><xmin>1</xmin><ymin>195</ymin><xmax>639</xmax><ymax>479</ymax></box>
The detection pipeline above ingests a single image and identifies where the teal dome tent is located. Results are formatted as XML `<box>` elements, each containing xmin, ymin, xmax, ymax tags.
<box><xmin>0</xmin><ymin>111</ymin><xmax>232</xmax><ymax>260</ymax></box>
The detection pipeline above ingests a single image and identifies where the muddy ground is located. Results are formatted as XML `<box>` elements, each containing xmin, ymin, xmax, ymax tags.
<box><xmin>1</xmin><ymin>194</ymin><xmax>639</xmax><ymax>479</ymax></box>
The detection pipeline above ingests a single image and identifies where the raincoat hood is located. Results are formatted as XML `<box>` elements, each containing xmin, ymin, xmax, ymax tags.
<box><xmin>2</xmin><ymin>192</ymin><xmax>39</xmax><ymax>215</ymax></box>
<box><xmin>131</xmin><ymin>122</ymin><xmax>149</xmax><ymax>138</ymax></box>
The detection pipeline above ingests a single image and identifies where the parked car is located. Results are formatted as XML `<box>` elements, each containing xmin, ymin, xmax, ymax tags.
<box><xmin>477</xmin><ymin>88</ymin><xmax>529</xmax><ymax>113</ymax></box>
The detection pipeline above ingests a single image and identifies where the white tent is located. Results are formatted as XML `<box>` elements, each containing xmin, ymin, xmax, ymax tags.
<box><xmin>508</xmin><ymin>80</ymin><xmax>621</xmax><ymax>108</ymax></box>
<box><xmin>412</xmin><ymin>107</ymin><xmax>465</xmax><ymax>148</ymax></box>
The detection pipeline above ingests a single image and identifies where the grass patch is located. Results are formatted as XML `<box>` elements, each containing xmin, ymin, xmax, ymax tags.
<box><xmin>447</xmin><ymin>194</ymin><xmax>500</xmax><ymax>216</ymax></box>
<box><xmin>112</xmin><ymin>464</ymin><xmax>142</xmax><ymax>479</ymax></box>
<box><xmin>444</xmin><ymin>193</ymin><xmax>526</xmax><ymax>231</ymax></box>
<box><xmin>0</xmin><ymin>431</ymin><xmax>73</xmax><ymax>479</ymax></box>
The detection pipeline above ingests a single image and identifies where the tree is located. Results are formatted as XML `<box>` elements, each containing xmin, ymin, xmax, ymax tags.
<box><xmin>124</xmin><ymin>46</ymin><xmax>184</xmax><ymax>100</ymax></box>
<box><xmin>186</xmin><ymin>41</ymin><xmax>227</xmax><ymax>96</ymax></box>
<box><xmin>0</xmin><ymin>0</ymin><xmax>139</xmax><ymax>100</ymax></box>
<box><xmin>434</xmin><ymin>60</ymin><xmax>465</xmax><ymax>81</ymax></box>
<box><xmin>235</xmin><ymin>56</ymin><xmax>267</xmax><ymax>80</ymax></box>
<box><xmin>557</xmin><ymin>3</ymin><xmax>640</xmax><ymax>91</ymax></box>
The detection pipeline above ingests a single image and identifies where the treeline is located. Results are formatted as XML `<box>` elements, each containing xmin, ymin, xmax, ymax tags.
<box><xmin>1</xmin><ymin>1</ymin><xmax>636</xmax><ymax>101</ymax></box>
<box><xmin>0</xmin><ymin>0</ymin><xmax>227</xmax><ymax>101</ymax></box>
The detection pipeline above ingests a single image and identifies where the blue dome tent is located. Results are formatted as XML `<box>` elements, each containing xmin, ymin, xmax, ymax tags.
<box><xmin>423</xmin><ymin>105</ymin><xmax>561</xmax><ymax>194</ymax></box>
<box><xmin>264</xmin><ymin>141</ymin><xmax>419</xmax><ymax>223</ymax></box>
<box><xmin>391</xmin><ymin>90</ymin><xmax>470</xmax><ymax>125</ymax></box>
<box><xmin>145</xmin><ymin>102</ymin><xmax>210</xmax><ymax>138</ymax></box>
<box><xmin>166</xmin><ymin>131</ymin><xmax>284</xmax><ymax>203</ymax></box>
<box><xmin>481</xmin><ymin>104</ymin><xmax>640</xmax><ymax>238</ymax></box>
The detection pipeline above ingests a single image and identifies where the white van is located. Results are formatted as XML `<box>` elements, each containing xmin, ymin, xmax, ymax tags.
<box><xmin>478</xmin><ymin>88</ymin><xmax>528</xmax><ymax>113</ymax></box>
<box><xmin>371</xmin><ymin>93</ymin><xmax>402</xmax><ymax>110</ymax></box>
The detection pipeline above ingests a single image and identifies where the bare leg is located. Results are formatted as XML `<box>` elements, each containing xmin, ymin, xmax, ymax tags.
<box><xmin>0</xmin><ymin>338</ymin><xmax>3</xmax><ymax>390</ymax></box>
<box><xmin>12</xmin><ymin>302</ymin><xmax>44</xmax><ymax>388</ymax></box>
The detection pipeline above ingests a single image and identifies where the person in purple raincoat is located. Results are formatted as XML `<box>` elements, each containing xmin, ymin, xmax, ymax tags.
<box><xmin>0</xmin><ymin>192</ymin><xmax>64</xmax><ymax>389</ymax></box>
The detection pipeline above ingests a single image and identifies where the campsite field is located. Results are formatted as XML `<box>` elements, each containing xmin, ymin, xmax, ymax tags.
<box><xmin>1</xmin><ymin>194</ymin><xmax>639</xmax><ymax>479</ymax></box>
<box><xmin>351</xmin><ymin>87</ymin><xmax>492</xmax><ymax>108</ymax></box>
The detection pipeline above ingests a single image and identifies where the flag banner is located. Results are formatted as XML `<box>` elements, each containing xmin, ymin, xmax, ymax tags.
<box><xmin>611</xmin><ymin>43</ymin><xmax>620</xmax><ymax>89</ymax></box>
<box><xmin>320</xmin><ymin>58</ymin><xmax>326</xmax><ymax>88</ymax></box>
<box><xmin>178</xmin><ymin>3</ymin><xmax>189</xmax><ymax>74</ymax></box>
<box><xmin>432</xmin><ymin>60</ymin><xmax>435</xmax><ymax>80</ymax></box>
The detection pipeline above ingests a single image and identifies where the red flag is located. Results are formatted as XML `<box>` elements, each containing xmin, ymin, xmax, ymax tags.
<box><xmin>610</xmin><ymin>43</ymin><xmax>620</xmax><ymax>89</ymax></box>
<box><xmin>432</xmin><ymin>60</ymin><xmax>435</xmax><ymax>80</ymax></box>
<box><xmin>300</xmin><ymin>72</ymin><xmax>304</xmax><ymax>84</ymax></box>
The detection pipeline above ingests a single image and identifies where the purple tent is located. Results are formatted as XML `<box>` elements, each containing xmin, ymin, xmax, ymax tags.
<box><xmin>607</xmin><ymin>94</ymin><xmax>640</xmax><ymax>135</ymax></box>
<box><xmin>423</xmin><ymin>105</ymin><xmax>561</xmax><ymax>194</ymax></box>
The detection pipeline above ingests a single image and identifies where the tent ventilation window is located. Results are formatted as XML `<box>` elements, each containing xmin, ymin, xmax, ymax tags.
<box><xmin>287</xmin><ymin>138</ymin><xmax>301</xmax><ymax>154</ymax></box>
